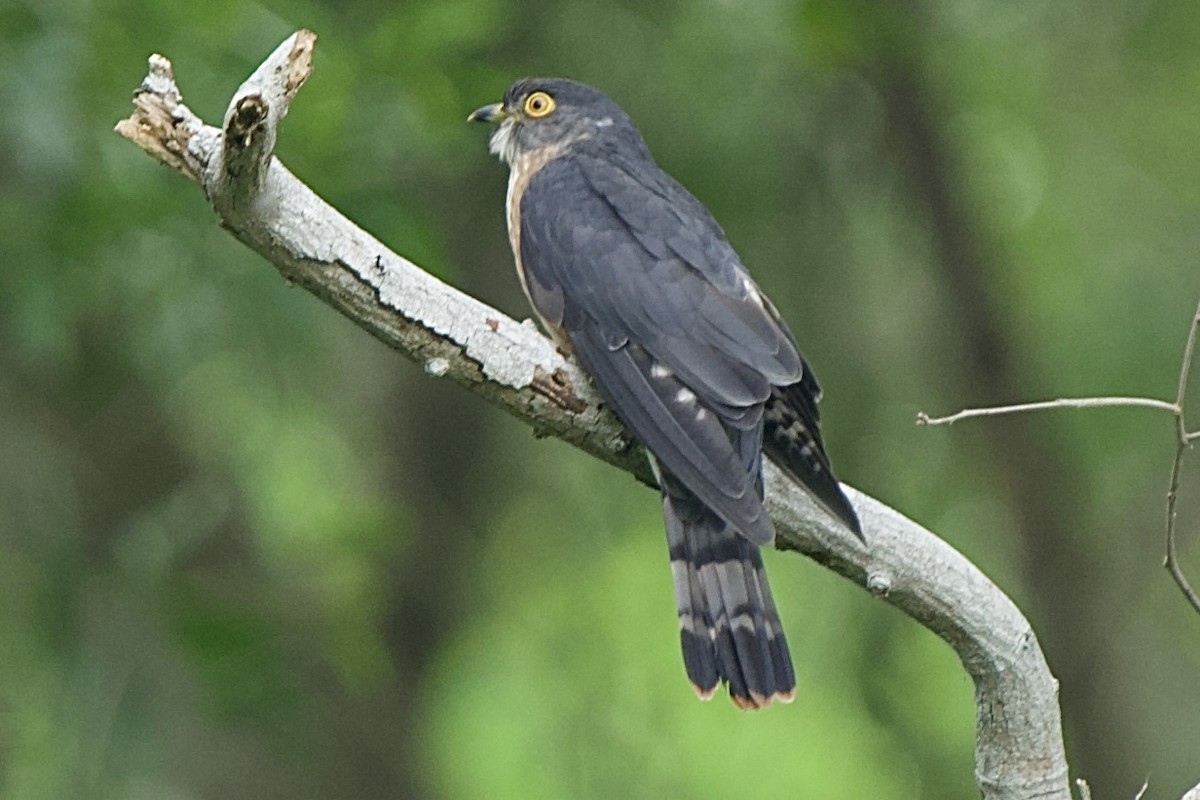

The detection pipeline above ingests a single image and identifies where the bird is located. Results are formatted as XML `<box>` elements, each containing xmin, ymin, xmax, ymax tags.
<box><xmin>469</xmin><ymin>78</ymin><xmax>863</xmax><ymax>709</ymax></box>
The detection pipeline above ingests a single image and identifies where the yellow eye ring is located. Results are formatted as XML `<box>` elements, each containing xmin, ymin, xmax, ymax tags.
<box><xmin>523</xmin><ymin>91</ymin><xmax>556</xmax><ymax>118</ymax></box>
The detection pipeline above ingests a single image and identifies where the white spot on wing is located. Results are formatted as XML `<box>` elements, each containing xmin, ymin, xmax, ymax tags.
<box><xmin>675</xmin><ymin>387</ymin><xmax>697</xmax><ymax>405</ymax></box>
<box><xmin>650</xmin><ymin>363</ymin><xmax>673</xmax><ymax>379</ymax></box>
<box><xmin>742</xmin><ymin>276</ymin><xmax>765</xmax><ymax>309</ymax></box>
<box><xmin>595</xmin><ymin>117</ymin><xmax>614</xmax><ymax>128</ymax></box>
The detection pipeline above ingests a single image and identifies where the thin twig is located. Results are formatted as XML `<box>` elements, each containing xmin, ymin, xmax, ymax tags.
<box><xmin>1165</xmin><ymin>298</ymin><xmax>1200</xmax><ymax>613</ymax></box>
<box><xmin>918</xmin><ymin>301</ymin><xmax>1200</xmax><ymax>615</ymax></box>
<box><xmin>916</xmin><ymin>397</ymin><xmax>1179</xmax><ymax>427</ymax></box>
<box><xmin>1165</xmin><ymin>439</ymin><xmax>1200</xmax><ymax>613</ymax></box>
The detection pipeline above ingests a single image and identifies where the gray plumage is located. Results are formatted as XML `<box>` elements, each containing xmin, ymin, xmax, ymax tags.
<box><xmin>470</xmin><ymin>78</ymin><xmax>861</xmax><ymax>709</ymax></box>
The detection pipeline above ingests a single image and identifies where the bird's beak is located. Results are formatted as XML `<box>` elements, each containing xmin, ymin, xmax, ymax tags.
<box><xmin>467</xmin><ymin>102</ymin><xmax>508</xmax><ymax>124</ymax></box>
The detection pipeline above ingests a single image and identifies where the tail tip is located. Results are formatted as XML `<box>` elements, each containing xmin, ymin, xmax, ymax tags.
<box><xmin>728</xmin><ymin>687</ymin><xmax>797</xmax><ymax>711</ymax></box>
<box><xmin>689</xmin><ymin>678</ymin><xmax>798</xmax><ymax>709</ymax></box>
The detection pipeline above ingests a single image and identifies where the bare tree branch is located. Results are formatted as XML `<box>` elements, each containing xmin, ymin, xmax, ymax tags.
<box><xmin>917</xmin><ymin>397</ymin><xmax>1180</xmax><ymax>426</ymax></box>
<box><xmin>918</xmin><ymin>299</ymin><xmax>1200</xmax><ymax>615</ymax></box>
<box><xmin>115</xmin><ymin>32</ymin><xmax>1072</xmax><ymax>800</ymax></box>
<box><xmin>1165</xmin><ymin>298</ymin><xmax>1200</xmax><ymax>612</ymax></box>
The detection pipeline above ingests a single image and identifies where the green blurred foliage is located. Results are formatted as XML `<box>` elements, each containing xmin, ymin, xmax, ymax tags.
<box><xmin>1</xmin><ymin>0</ymin><xmax>1198</xmax><ymax>797</ymax></box>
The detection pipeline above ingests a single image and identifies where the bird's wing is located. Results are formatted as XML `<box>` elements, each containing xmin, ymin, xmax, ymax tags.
<box><xmin>518</xmin><ymin>152</ymin><xmax>803</xmax><ymax>543</ymax></box>
<box><xmin>523</xmin><ymin>151</ymin><xmax>805</xmax><ymax>403</ymax></box>
<box><xmin>765</xmin><ymin>365</ymin><xmax>863</xmax><ymax>539</ymax></box>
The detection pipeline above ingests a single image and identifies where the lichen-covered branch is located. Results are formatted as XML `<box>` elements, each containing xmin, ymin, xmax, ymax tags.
<box><xmin>115</xmin><ymin>31</ymin><xmax>1070</xmax><ymax>800</ymax></box>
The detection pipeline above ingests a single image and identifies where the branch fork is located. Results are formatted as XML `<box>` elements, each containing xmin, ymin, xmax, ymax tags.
<box><xmin>919</xmin><ymin>300</ymin><xmax>1200</xmax><ymax>614</ymax></box>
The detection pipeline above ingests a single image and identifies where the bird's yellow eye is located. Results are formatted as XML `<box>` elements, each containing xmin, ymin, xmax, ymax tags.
<box><xmin>523</xmin><ymin>91</ymin><xmax>556</xmax><ymax>118</ymax></box>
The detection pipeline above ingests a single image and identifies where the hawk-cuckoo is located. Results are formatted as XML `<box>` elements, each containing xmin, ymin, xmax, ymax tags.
<box><xmin>470</xmin><ymin>78</ymin><xmax>862</xmax><ymax>709</ymax></box>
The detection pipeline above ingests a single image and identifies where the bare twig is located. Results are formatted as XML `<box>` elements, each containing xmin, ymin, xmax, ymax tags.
<box><xmin>918</xmin><ymin>302</ymin><xmax>1200</xmax><ymax>615</ymax></box>
<box><xmin>917</xmin><ymin>397</ymin><xmax>1180</xmax><ymax>427</ymax></box>
<box><xmin>1075</xmin><ymin>777</ymin><xmax>1151</xmax><ymax>800</ymax></box>
<box><xmin>115</xmin><ymin>34</ymin><xmax>1071</xmax><ymax>800</ymax></box>
<box><xmin>1165</xmin><ymin>299</ymin><xmax>1200</xmax><ymax>613</ymax></box>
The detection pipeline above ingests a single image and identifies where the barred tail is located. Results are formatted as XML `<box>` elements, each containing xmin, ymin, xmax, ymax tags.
<box><xmin>663</xmin><ymin>487</ymin><xmax>796</xmax><ymax>709</ymax></box>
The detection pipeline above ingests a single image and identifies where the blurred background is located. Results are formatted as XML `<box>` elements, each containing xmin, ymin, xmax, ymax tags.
<box><xmin>2</xmin><ymin>0</ymin><xmax>1199</xmax><ymax>797</ymax></box>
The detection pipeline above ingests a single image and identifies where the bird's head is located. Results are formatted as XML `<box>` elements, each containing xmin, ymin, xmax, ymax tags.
<box><xmin>468</xmin><ymin>78</ymin><xmax>642</xmax><ymax>165</ymax></box>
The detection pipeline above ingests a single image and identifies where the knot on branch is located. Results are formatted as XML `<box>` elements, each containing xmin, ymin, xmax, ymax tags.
<box><xmin>227</xmin><ymin>95</ymin><xmax>268</xmax><ymax>150</ymax></box>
